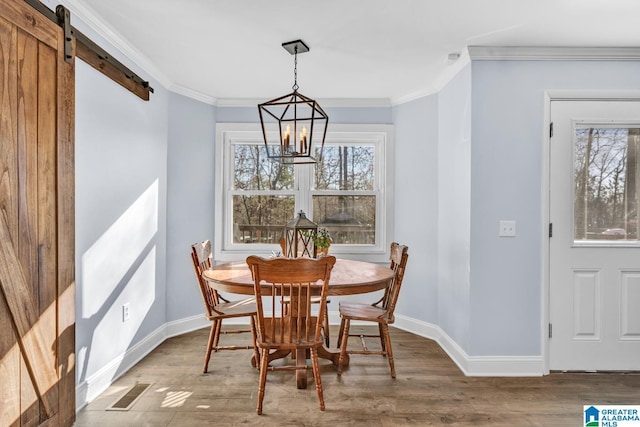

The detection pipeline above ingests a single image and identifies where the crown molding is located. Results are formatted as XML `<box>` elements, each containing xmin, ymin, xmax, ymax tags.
<box><xmin>170</xmin><ymin>84</ymin><xmax>218</xmax><ymax>106</ymax></box>
<box><xmin>546</xmin><ymin>90</ymin><xmax>640</xmax><ymax>101</ymax></box>
<box><xmin>391</xmin><ymin>47</ymin><xmax>472</xmax><ymax>106</ymax></box>
<box><xmin>318</xmin><ymin>98</ymin><xmax>392</xmax><ymax>108</ymax></box>
<box><xmin>215</xmin><ymin>98</ymin><xmax>264</xmax><ymax>107</ymax></box>
<box><xmin>216</xmin><ymin>97</ymin><xmax>392</xmax><ymax>108</ymax></box>
<box><xmin>468</xmin><ymin>46</ymin><xmax>640</xmax><ymax>61</ymax></box>
<box><xmin>61</xmin><ymin>0</ymin><xmax>172</xmax><ymax>89</ymax></box>
<box><xmin>390</xmin><ymin>88</ymin><xmax>438</xmax><ymax>106</ymax></box>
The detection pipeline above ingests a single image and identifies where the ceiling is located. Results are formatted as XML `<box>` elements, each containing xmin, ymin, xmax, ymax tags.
<box><xmin>66</xmin><ymin>0</ymin><xmax>640</xmax><ymax>104</ymax></box>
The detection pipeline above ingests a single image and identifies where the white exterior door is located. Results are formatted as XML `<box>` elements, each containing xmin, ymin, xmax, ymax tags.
<box><xmin>549</xmin><ymin>99</ymin><xmax>640</xmax><ymax>371</ymax></box>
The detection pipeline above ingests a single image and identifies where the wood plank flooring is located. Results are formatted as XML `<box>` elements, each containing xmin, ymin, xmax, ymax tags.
<box><xmin>75</xmin><ymin>326</ymin><xmax>640</xmax><ymax>426</ymax></box>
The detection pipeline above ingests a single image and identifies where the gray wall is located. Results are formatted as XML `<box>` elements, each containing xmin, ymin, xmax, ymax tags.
<box><xmin>392</xmin><ymin>96</ymin><xmax>439</xmax><ymax>323</ymax></box>
<box><xmin>74</xmin><ymin>33</ymin><xmax>169</xmax><ymax>401</ymax></box>
<box><xmin>216</xmin><ymin>105</ymin><xmax>393</xmax><ymax>124</ymax></box>
<box><xmin>468</xmin><ymin>59</ymin><xmax>640</xmax><ymax>356</ymax></box>
<box><xmin>166</xmin><ymin>93</ymin><xmax>217</xmax><ymax>321</ymax></box>
<box><xmin>437</xmin><ymin>65</ymin><xmax>472</xmax><ymax>350</ymax></box>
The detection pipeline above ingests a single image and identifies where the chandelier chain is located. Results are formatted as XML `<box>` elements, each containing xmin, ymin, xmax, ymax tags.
<box><xmin>292</xmin><ymin>46</ymin><xmax>299</xmax><ymax>92</ymax></box>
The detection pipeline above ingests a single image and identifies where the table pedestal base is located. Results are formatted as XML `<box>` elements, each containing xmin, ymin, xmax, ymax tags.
<box><xmin>251</xmin><ymin>346</ymin><xmax>350</xmax><ymax>389</ymax></box>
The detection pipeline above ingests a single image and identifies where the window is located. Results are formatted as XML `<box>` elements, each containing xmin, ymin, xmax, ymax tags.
<box><xmin>573</xmin><ymin>125</ymin><xmax>640</xmax><ymax>244</ymax></box>
<box><xmin>214</xmin><ymin>123</ymin><xmax>394</xmax><ymax>261</ymax></box>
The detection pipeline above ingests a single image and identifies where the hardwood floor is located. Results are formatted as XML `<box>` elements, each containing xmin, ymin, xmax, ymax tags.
<box><xmin>75</xmin><ymin>326</ymin><xmax>639</xmax><ymax>426</ymax></box>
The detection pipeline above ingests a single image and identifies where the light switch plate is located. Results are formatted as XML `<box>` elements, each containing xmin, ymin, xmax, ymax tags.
<box><xmin>499</xmin><ymin>220</ymin><xmax>516</xmax><ymax>237</ymax></box>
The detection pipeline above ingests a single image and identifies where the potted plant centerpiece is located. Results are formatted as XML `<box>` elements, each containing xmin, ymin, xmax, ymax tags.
<box><xmin>313</xmin><ymin>227</ymin><xmax>332</xmax><ymax>257</ymax></box>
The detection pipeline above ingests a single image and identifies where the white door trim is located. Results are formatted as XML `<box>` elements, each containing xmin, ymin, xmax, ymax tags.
<box><xmin>541</xmin><ymin>91</ymin><xmax>640</xmax><ymax>374</ymax></box>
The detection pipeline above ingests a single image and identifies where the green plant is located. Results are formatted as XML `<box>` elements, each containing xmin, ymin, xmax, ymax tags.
<box><xmin>301</xmin><ymin>228</ymin><xmax>332</xmax><ymax>249</ymax></box>
<box><xmin>313</xmin><ymin>227</ymin><xmax>332</xmax><ymax>248</ymax></box>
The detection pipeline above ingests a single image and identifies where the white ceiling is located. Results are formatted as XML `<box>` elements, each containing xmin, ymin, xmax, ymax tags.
<box><xmin>66</xmin><ymin>0</ymin><xmax>640</xmax><ymax>104</ymax></box>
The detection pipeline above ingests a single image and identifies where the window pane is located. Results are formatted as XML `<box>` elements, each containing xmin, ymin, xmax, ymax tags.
<box><xmin>234</xmin><ymin>144</ymin><xmax>294</xmax><ymax>190</ymax></box>
<box><xmin>574</xmin><ymin>127</ymin><xmax>640</xmax><ymax>242</ymax></box>
<box><xmin>233</xmin><ymin>195</ymin><xmax>294</xmax><ymax>243</ymax></box>
<box><xmin>313</xmin><ymin>195</ymin><xmax>376</xmax><ymax>244</ymax></box>
<box><xmin>314</xmin><ymin>145</ymin><xmax>375</xmax><ymax>190</ymax></box>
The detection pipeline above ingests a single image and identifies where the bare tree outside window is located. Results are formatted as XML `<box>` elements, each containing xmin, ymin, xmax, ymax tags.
<box><xmin>231</xmin><ymin>143</ymin><xmax>379</xmax><ymax>246</ymax></box>
<box><xmin>232</xmin><ymin>145</ymin><xmax>295</xmax><ymax>243</ymax></box>
<box><xmin>574</xmin><ymin>127</ymin><xmax>640</xmax><ymax>242</ymax></box>
<box><xmin>313</xmin><ymin>145</ymin><xmax>376</xmax><ymax>244</ymax></box>
<box><xmin>217</xmin><ymin>124</ymin><xmax>391</xmax><ymax>259</ymax></box>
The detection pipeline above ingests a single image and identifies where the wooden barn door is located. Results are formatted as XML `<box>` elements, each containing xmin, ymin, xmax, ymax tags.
<box><xmin>0</xmin><ymin>0</ymin><xmax>75</xmax><ymax>426</ymax></box>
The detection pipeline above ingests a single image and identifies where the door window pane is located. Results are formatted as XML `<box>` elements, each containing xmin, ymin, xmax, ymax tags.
<box><xmin>574</xmin><ymin>127</ymin><xmax>640</xmax><ymax>242</ymax></box>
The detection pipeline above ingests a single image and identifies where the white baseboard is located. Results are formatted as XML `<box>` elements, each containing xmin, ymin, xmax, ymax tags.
<box><xmin>76</xmin><ymin>312</ymin><xmax>544</xmax><ymax>410</ymax></box>
<box><xmin>165</xmin><ymin>314</ymin><xmax>210</xmax><ymax>338</ymax></box>
<box><xmin>393</xmin><ymin>313</ymin><xmax>545</xmax><ymax>376</ymax></box>
<box><xmin>75</xmin><ymin>314</ymin><xmax>209</xmax><ymax>410</ymax></box>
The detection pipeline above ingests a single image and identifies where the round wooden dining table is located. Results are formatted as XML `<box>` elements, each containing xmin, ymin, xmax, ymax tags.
<box><xmin>203</xmin><ymin>258</ymin><xmax>393</xmax><ymax>296</ymax></box>
<box><xmin>202</xmin><ymin>258</ymin><xmax>394</xmax><ymax>388</ymax></box>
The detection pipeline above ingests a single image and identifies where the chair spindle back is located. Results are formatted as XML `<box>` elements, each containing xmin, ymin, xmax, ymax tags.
<box><xmin>191</xmin><ymin>240</ymin><xmax>221</xmax><ymax>315</ymax></box>
<box><xmin>380</xmin><ymin>242</ymin><xmax>409</xmax><ymax>319</ymax></box>
<box><xmin>247</xmin><ymin>256</ymin><xmax>336</xmax><ymax>348</ymax></box>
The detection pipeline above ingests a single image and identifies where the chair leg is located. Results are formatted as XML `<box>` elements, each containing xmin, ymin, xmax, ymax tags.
<box><xmin>381</xmin><ymin>323</ymin><xmax>396</xmax><ymax>378</ymax></box>
<box><xmin>212</xmin><ymin>318</ymin><xmax>222</xmax><ymax>350</ymax></box>
<box><xmin>323</xmin><ymin>309</ymin><xmax>330</xmax><ymax>348</ymax></box>
<box><xmin>256</xmin><ymin>348</ymin><xmax>269</xmax><ymax>415</ymax></box>
<box><xmin>336</xmin><ymin>318</ymin><xmax>346</xmax><ymax>349</ymax></box>
<box><xmin>203</xmin><ymin>321</ymin><xmax>217</xmax><ymax>373</ymax></box>
<box><xmin>337</xmin><ymin>318</ymin><xmax>350</xmax><ymax>376</ymax></box>
<box><xmin>310</xmin><ymin>347</ymin><xmax>325</xmax><ymax>411</ymax></box>
<box><xmin>378</xmin><ymin>323</ymin><xmax>386</xmax><ymax>354</ymax></box>
<box><xmin>250</xmin><ymin>315</ymin><xmax>260</xmax><ymax>368</ymax></box>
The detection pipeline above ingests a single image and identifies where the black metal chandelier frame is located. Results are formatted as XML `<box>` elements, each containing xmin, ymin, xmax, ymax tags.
<box><xmin>258</xmin><ymin>40</ymin><xmax>328</xmax><ymax>165</ymax></box>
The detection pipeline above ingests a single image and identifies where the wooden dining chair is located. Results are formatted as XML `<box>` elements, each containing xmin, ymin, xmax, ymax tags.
<box><xmin>246</xmin><ymin>255</ymin><xmax>336</xmax><ymax>415</ymax></box>
<box><xmin>191</xmin><ymin>240</ymin><xmax>258</xmax><ymax>373</ymax></box>
<box><xmin>279</xmin><ymin>236</ymin><xmax>332</xmax><ymax>347</ymax></box>
<box><xmin>336</xmin><ymin>242</ymin><xmax>409</xmax><ymax>378</ymax></box>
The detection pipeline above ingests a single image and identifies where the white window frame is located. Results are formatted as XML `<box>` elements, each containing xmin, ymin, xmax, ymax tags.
<box><xmin>214</xmin><ymin>123</ymin><xmax>394</xmax><ymax>262</ymax></box>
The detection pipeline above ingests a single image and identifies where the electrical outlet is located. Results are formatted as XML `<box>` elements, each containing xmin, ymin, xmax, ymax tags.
<box><xmin>499</xmin><ymin>220</ymin><xmax>516</xmax><ymax>237</ymax></box>
<box><xmin>122</xmin><ymin>303</ymin><xmax>131</xmax><ymax>322</ymax></box>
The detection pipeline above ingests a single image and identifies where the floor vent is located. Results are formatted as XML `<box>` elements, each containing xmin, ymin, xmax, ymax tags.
<box><xmin>106</xmin><ymin>383</ymin><xmax>151</xmax><ymax>411</ymax></box>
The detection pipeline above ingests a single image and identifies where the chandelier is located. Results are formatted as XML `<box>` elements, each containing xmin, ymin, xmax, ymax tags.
<box><xmin>258</xmin><ymin>40</ymin><xmax>328</xmax><ymax>164</ymax></box>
